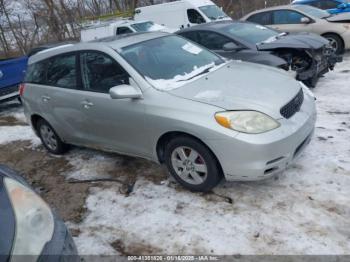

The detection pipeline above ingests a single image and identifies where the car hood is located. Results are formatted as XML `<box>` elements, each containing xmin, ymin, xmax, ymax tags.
<box><xmin>167</xmin><ymin>61</ymin><xmax>301</xmax><ymax>119</ymax></box>
<box><xmin>257</xmin><ymin>32</ymin><xmax>329</xmax><ymax>51</ymax></box>
<box><xmin>326</xmin><ymin>12</ymin><xmax>350</xmax><ymax>22</ymax></box>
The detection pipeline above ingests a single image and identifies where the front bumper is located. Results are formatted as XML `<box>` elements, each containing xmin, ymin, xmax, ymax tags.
<box><xmin>296</xmin><ymin>47</ymin><xmax>342</xmax><ymax>86</ymax></box>
<box><xmin>205</xmin><ymin>89</ymin><xmax>317</xmax><ymax>181</ymax></box>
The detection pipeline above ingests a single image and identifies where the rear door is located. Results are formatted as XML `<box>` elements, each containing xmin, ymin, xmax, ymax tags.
<box><xmin>42</xmin><ymin>52</ymin><xmax>90</xmax><ymax>145</ymax></box>
<box><xmin>77</xmin><ymin>50</ymin><xmax>147</xmax><ymax>157</ymax></box>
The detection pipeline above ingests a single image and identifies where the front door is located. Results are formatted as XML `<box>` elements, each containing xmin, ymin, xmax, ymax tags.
<box><xmin>78</xmin><ymin>51</ymin><xmax>148</xmax><ymax>157</ymax></box>
<box><xmin>269</xmin><ymin>10</ymin><xmax>314</xmax><ymax>33</ymax></box>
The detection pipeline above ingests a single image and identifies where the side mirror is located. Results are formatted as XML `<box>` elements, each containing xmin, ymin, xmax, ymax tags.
<box><xmin>300</xmin><ymin>17</ymin><xmax>311</xmax><ymax>24</ymax></box>
<box><xmin>109</xmin><ymin>85</ymin><xmax>142</xmax><ymax>99</ymax></box>
<box><xmin>223</xmin><ymin>42</ymin><xmax>241</xmax><ymax>52</ymax></box>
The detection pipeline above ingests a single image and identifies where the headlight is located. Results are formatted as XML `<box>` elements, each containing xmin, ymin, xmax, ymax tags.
<box><xmin>4</xmin><ymin>177</ymin><xmax>54</xmax><ymax>258</ymax></box>
<box><xmin>215</xmin><ymin>111</ymin><xmax>280</xmax><ymax>134</ymax></box>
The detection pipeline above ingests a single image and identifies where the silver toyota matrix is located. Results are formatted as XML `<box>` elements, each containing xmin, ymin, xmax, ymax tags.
<box><xmin>21</xmin><ymin>32</ymin><xmax>317</xmax><ymax>192</ymax></box>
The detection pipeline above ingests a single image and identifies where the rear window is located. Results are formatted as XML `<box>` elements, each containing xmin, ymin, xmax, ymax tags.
<box><xmin>25</xmin><ymin>61</ymin><xmax>47</xmax><ymax>84</ymax></box>
<box><xmin>46</xmin><ymin>54</ymin><xmax>77</xmax><ymax>89</ymax></box>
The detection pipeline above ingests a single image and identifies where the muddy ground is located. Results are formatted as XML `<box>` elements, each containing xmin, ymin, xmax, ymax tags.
<box><xmin>0</xmin><ymin>102</ymin><xmax>167</xmax><ymax>230</ymax></box>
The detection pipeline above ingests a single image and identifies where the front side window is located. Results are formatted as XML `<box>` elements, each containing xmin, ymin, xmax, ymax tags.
<box><xmin>25</xmin><ymin>61</ymin><xmax>47</xmax><ymax>84</ymax></box>
<box><xmin>273</xmin><ymin>10</ymin><xmax>306</xmax><ymax>24</ymax></box>
<box><xmin>187</xmin><ymin>9</ymin><xmax>206</xmax><ymax>24</ymax></box>
<box><xmin>117</xmin><ymin>27</ymin><xmax>133</xmax><ymax>35</ymax></box>
<box><xmin>223</xmin><ymin>23</ymin><xmax>279</xmax><ymax>45</ymax></box>
<box><xmin>197</xmin><ymin>31</ymin><xmax>232</xmax><ymax>50</ymax></box>
<box><xmin>120</xmin><ymin>35</ymin><xmax>224</xmax><ymax>90</ymax></box>
<box><xmin>80</xmin><ymin>52</ymin><xmax>129</xmax><ymax>93</ymax></box>
<box><xmin>198</xmin><ymin>5</ymin><xmax>229</xmax><ymax>21</ymax></box>
<box><xmin>247</xmin><ymin>12</ymin><xmax>273</xmax><ymax>25</ymax></box>
<box><xmin>46</xmin><ymin>54</ymin><xmax>77</xmax><ymax>89</ymax></box>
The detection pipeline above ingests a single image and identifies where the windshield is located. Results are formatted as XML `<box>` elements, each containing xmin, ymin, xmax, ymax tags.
<box><xmin>294</xmin><ymin>5</ymin><xmax>331</xmax><ymax>18</ymax></box>
<box><xmin>223</xmin><ymin>23</ymin><xmax>279</xmax><ymax>45</ymax></box>
<box><xmin>130</xmin><ymin>21</ymin><xmax>164</xmax><ymax>32</ymax></box>
<box><xmin>120</xmin><ymin>35</ymin><xmax>224</xmax><ymax>90</ymax></box>
<box><xmin>199</xmin><ymin>5</ymin><xmax>229</xmax><ymax>20</ymax></box>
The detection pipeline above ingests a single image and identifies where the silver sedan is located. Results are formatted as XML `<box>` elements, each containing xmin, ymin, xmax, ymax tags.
<box><xmin>22</xmin><ymin>32</ymin><xmax>316</xmax><ymax>191</ymax></box>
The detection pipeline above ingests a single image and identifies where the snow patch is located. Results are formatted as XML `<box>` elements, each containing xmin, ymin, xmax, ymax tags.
<box><xmin>194</xmin><ymin>90</ymin><xmax>224</xmax><ymax>102</ymax></box>
<box><xmin>146</xmin><ymin>62</ymin><xmax>227</xmax><ymax>91</ymax></box>
<box><xmin>0</xmin><ymin>126</ymin><xmax>40</xmax><ymax>146</ymax></box>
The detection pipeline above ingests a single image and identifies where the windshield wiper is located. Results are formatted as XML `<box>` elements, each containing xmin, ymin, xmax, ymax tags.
<box><xmin>177</xmin><ymin>66</ymin><xmax>214</xmax><ymax>82</ymax></box>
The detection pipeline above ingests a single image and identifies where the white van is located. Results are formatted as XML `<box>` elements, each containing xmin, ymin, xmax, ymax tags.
<box><xmin>134</xmin><ymin>0</ymin><xmax>231</xmax><ymax>30</ymax></box>
<box><xmin>81</xmin><ymin>19</ymin><xmax>171</xmax><ymax>42</ymax></box>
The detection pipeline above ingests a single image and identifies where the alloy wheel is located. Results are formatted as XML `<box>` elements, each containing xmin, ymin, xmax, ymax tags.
<box><xmin>171</xmin><ymin>146</ymin><xmax>208</xmax><ymax>185</ymax></box>
<box><xmin>40</xmin><ymin>125</ymin><xmax>58</xmax><ymax>151</ymax></box>
<box><xmin>327</xmin><ymin>37</ymin><xmax>338</xmax><ymax>53</ymax></box>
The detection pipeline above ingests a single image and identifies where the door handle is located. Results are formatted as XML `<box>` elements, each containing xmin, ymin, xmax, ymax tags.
<box><xmin>42</xmin><ymin>95</ymin><xmax>51</xmax><ymax>102</ymax></box>
<box><xmin>81</xmin><ymin>100</ymin><xmax>94</xmax><ymax>109</ymax></box>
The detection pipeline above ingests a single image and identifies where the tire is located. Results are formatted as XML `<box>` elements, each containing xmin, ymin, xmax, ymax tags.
<box><xmin>37</xmin><ymin>119</ymin><xmax>69</xmax><ymax>155</ymax></box>
<box><xmin>164</xmin><ymin>136</ymin><xmax>222</xmax><ymax>192</ymax></box>
<box><xmin>323</xmin><ymin>33</ymin><xmax>344</xmax><ymax>55</ymax></box>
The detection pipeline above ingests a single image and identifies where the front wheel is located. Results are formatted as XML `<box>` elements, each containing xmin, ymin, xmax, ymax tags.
<box><xmin>164</xmin><ymin>136</ymin><xmax>222</xmax><ymax>192</ymax></box>
<box><xmin>37</xmin><ymin>119</ymin><xmax>69</xmax><ymax>155</ymax></box>
<box><xmin>323</xmin><ymin>33</ymin><xmax>344</xmax><ymax>54</ymax></box>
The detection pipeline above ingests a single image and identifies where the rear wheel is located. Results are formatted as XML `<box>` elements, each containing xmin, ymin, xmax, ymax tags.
<box><xmin>164</xmin><ymin>136</ymin><xmax>222</xmax><ymax>192</ymax></box>
<box><xmin>323</xmin><ymin>33</ymin><xmax>344</xmax><ymax>54</ymax></box>
<box><xmin>37</xmin><ymin>119</ymin><xmax>69</xmax><ymax>155</ymax></box>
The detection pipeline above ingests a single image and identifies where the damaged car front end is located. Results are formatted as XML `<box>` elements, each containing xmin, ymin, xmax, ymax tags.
<box><xmin>258</xmin><ymin>31</ymin><xmax>343</xmax><ymax>86</ymax></box>
<box><xmin>177</xmin><ymin>21</ymin><xmax>342</xmax><ymax>87</ymax></box>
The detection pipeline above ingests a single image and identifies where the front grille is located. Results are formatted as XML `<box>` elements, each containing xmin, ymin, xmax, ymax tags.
<box><xmin>280</xmin><ymin>89</ymin><xmax>304</xmax><ymax>119</ymax></box>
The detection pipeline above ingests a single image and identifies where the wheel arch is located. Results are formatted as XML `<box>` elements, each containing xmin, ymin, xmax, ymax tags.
<box><xmin>156</xmin><ymin>131</ymin><xmax>224</xmax><ymax>175</ymax></box>
<box><xmin>321</xmin><ymin>32</ymin><xmax>345</xmax><ymax>50</ymax></box>
<box><xmin>30</xmin><ymin>114</ymin><xmax>45</xmax><ymax>135</ymax></box>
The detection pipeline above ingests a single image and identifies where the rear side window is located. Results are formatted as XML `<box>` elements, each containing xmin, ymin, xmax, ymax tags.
<box><xmin>46</xmin><ymin>54</ymin><xmax>77</xmax><ymax>89</ymax></box>
<box><xmin>187</xmin><ymin>9</ymin><xmax>206</xmax><ymax>24</ymax></box>
<box><xmin>25</xmin><ymin>61</ymin><xmax>47</xmax><ymax>84</ymax></box>
<box><xmin>247</xmin><ymin>12</ymin><xmax>273</xmax><ymax>25</ymax></box>
<box><xmin>80</xmin><ymin>51</ymin><xmax>129</xmax><ymax>93</ymax></box>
